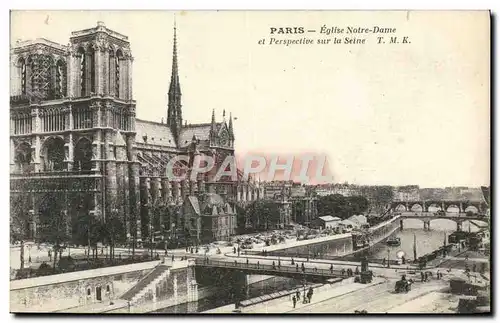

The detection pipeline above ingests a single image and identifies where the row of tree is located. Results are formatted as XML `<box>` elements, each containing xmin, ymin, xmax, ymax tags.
<box><xmin>236</xmin><ymin>188</ymin><xmax>392</xmax><ymax>233</ymax></box>
<box><xmin>317</xmin><ymin>194</ymin><xmax>369</xmax><ymax>219</ymax></box>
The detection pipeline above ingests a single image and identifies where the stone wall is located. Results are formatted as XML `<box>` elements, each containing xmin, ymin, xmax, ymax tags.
<box><xmin>129</xmin><ymin>261</ymin><xmax>198</xmax><ymax>313</ymax></box>
<box><xmin>10</xmin><ymin>261</ymin><xmax>159</xmax><ymax>313</ymax></box>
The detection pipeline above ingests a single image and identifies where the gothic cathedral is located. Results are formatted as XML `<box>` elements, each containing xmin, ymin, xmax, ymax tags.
<box><xmin>10</xmin><ymin>21</ymin><xmax>244</xmax><ymax>246</ymax></box>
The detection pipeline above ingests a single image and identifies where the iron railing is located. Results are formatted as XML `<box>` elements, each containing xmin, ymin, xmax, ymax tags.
<box><xmin>194</xmin><ymin>258</ymin><xmax>346</xmax><ymax>278</ymax></box>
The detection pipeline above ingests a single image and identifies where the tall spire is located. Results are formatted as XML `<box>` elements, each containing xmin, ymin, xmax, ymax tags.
<box><xmin>211</xmin><ymin>109</ymin><xmax>216</xmax><ymax>129</ymax></box>
<box><xmin>228</xmin><ymin>112</ymin><xmax>234</xmax><ymax>140</ymax></box>
<box><xmin>167</xmin><ymin>16</ymin><xmax>183</xmax><ymax>145</ymax></box>
<box><xmin>169</xmin><ymin>17</ymin><xmax>180</xmax><ymax>96</ymax></box>
<box><xmin>210</xmin><ymin>109</ymin><xmax>217</xmax><ymax>143</ymax></box>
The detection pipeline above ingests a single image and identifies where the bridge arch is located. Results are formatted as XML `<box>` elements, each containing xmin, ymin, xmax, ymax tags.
<box><xmin>394</xmin><ymin>204</ymin><xmax>407</xmax><ymax>212</ymax></box>
<box><xmin>445</xmin><ymin>204</ymin><xmax>460</xmax><ymax>213</ymax></box>
<box><xmin>409</xmin><ymin>203</ymin><xmax>423</xmax><ymax>212</ymax></box>
<box><xmin>464</xmin><ymin>205</ymin><xmax>479</xmax><ymax>214</ymax></box>
<box><xmin>427</xmin><ymin>203</ymin><xmax>442</xmax><ymax>212</ymax></box>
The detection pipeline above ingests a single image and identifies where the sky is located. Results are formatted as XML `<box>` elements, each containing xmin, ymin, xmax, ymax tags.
<box><xmin>10</xmin><ymin>10</ymin><xmax>490</xmax><ymax>187</ymax></box>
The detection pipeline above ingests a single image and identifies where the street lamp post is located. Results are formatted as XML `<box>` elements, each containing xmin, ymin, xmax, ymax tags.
<box><xmin>302</xmin><ymin>277</ymin><xmax>307</xmax><ymax>304</ymax></box>
<box><xmin>387</xmin><ymin>249</ymin><xmax>390</xmax><ymax>268</ymax></box>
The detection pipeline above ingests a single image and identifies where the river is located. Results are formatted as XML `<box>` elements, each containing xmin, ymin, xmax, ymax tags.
<box><xmin>156</xmin><ymin>215</ymin><xmax>483</xmax><ymax>313</ymax></box>
<box><xmin>368</xmin><ymin>217</ymin><xmax>480</xmax><ymax>262</ymax></box>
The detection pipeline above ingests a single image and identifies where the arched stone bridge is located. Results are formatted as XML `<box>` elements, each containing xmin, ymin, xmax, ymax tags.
<box><xmin>390</xmin><ymin>200</ymin><xmax>487</xmax><ymax>214</ymax></box>
<box><xmin>398</xmin><ymin>212</ymin><xmax>489</xmax><ymax>231</ymax></box>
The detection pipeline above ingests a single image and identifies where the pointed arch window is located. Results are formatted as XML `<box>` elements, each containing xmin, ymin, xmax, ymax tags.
<box><xmin>55</xmin><ymin>59</ymin><xmax>67</xmax><ymax>99</ymax></box>
<box><xmin>89</xmin><ymin>46</ymin><xmax>96</xmax><ymax>94</ymax></box>
<box><xmin>74</xmin><ymin>138</ymin><xmax>93</xmax><ymax>171</ymax></box>
<box><xmin>28</xmin><ymin>54</ymin><xmax>53</xmax><ymax>100</ymax></box>
<box><xmin>115</xmin><ymin>49</ymin><xmax>123</xmax><ymax>98</ymax></box>
<box><xmin>77</xmin><ymin>47</ymin><xmax>86</xmax><ymax>96</ymax></box>
<box><xmin>18</xmin><ymin>57</ymin><xmax>27</xmax><ymax>95</ymax></box>
<box><xmin>108</xmin><ymin>49</ymin><xmax>115</xmax><ymax>96</ymax></box>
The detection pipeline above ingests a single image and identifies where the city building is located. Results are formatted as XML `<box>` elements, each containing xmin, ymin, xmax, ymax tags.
<box><xmin>313</xmin><ymin>183</ymin><xmax>360</xmax><ymax>197</ymax></box>
<box><xmin>313</xmin><ymin>216</ymin><xmax>341</xmax><ymax>230</ymax></box>
<box><xmin>183</xmin><ymin>193</ymin><xmax>237</xmax><ymax>243</ymax></box>
<box><xmin>392</xmin><ymin>185</ymin><xmax>420</xmax><ymax>201</ymax></box>
<box><xmin>9</xmin><ymin>22</ymin><xmax>238</xmax><ymax>246</ymax></box>
<box><xmin>290</xmin><ymin>184</ymin><xmax>318</xmax><ymax>226</ymax></box>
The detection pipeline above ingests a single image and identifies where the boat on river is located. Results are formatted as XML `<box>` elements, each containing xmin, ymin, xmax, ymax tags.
<box><xmin>386</xmin><ymin>237</ymin><xmax>401</xmax><ymax>246</ymax></box>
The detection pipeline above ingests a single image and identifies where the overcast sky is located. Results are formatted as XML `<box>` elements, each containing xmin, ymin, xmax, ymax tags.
<box><xmin>10</xmin><ymin>11</ymin><xmax>490</xmax><ymax>187</ymax></box>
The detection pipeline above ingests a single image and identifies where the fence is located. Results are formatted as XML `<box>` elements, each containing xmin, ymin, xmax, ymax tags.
<box><xmin>195</xmin><ymin>258</ymin><xmax>347</xmax><ymax>278</ymax></box>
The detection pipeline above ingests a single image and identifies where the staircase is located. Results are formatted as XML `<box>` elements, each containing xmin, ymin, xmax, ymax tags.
<box><xmin>121</xmin><ymin>265</ymin><xmax>170</xmax><ymax>302</ymax></box>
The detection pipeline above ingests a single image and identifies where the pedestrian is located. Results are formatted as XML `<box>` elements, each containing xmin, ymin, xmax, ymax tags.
<box><xmin>257</xmin><ymin>261</ymin><xmax>260</xmax><ymax>269</ymax></box>
<box><xmin>308</xmin><ymin>287</ymin><xmax>314</xmax><ymax>302</ymax></box>
<box><xmin>233</xmin><ymin>247</ymin><xmax>237</xmax><ymax>254</ymax></box>
<box><xmin>172</xmin><ymin>255</ymin><xmax>174</xmax><ymax>262</ymax></box>
<box><xmin>382</xmin><ymin>258</ymin><xmax>386</xmax><ymax>266</ymax></box>
<box><xmin>278</xmin><ymin>259</ymin><xmax>281</xmax><ymax>268</ymax></box>
<box><xmin>272</xmin><ymin>261</ymin><xmax>276</xmax><ymax>269</ymax></box>
<box><xmin>302</xmin><ymin>263</ymin><xmax>305</xmax><ymax>273</ymax></box>
<box><xmin>186</xmin><ymin>246</ymin><xmax>189</xmax><ymax>252</ymax></box>
<box><xmin>28</xmin><ymin>255</ymin><xmax>32</xmax><ymax>264</ymax></box>
<box><xmin>355</xmin><ymin>266</ymin><xmax>359</xmax><ymax>275</ymax></box>
<box><xmin>341</xmin><ymin>268</ymin><xmax>346</xmax><ymax>276</ymax></box>
<box><xmin>292</xmin><ymin>295</ymin><xmax>297</xmax><ymax>308</ymax></box>
<box><xmin>246</xmin><ymin>258</ymin><xmax>249</xmax><ymax>266</ymax></box>
<box><xmin>291</xmin><ymin>258</ymin><xmax>295</xmax><ymax>265</ymax></box>
<box><xmin>330</xmin><ymin>264</ymin><xmax>333</xmax><ymax>274</ymax></box>
<box><xmin>296</xmin><ymin>264</ymin><xmax>299</xmax><ymax>271</ymax></box>
<box><xmin>237</xmin><ymin>247</ymin><xmax>240</xmax><ymax>256</ymax></box>
<box><xmin>421</xmin><ymin>271</ymin><xmax>425</xmax><ymax>282</ymax></box>
<box><xmin>296</xmin><ymin>290</ymin><xmax>300</xmax><ymax>301</ymax></box>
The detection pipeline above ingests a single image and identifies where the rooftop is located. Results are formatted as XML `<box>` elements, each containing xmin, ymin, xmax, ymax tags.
<box><xmin>70</xmin><ymin>21</ymin><xmax>128</xmax><ymax>41</ymax></box>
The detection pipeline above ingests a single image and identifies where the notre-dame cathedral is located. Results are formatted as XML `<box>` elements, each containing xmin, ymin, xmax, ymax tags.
<box><xmin>10</xmin><ymin>21</ymin><xmax>261</xmax><ymax>246</ymax></box>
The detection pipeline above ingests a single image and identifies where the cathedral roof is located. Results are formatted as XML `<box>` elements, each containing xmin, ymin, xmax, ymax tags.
<box><xmin>136</xmin><ymin>119</ymin><xmax>177</xmax><ymax>148</ymax></box>
<box><xmin>179</xmin><ymin>123</ymin><xmax>215</xmax><ymax>147</ymax></box>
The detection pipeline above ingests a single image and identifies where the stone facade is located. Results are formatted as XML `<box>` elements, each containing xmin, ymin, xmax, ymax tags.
<box><xmin>10</xmin><ymin>261</ymin><xmax>158</xmax><ymax>313</ymax></box>
<box><xmin>183</xmin><ymin>193</ymin><xmax>237</xmax><ymax>243</ymax></box>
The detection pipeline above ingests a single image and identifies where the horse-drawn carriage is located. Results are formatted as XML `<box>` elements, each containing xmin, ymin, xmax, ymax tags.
<box><xmin>395</xmin><ymin>276</ymin><xmax>413</xmax><ymax>293</ymax></box>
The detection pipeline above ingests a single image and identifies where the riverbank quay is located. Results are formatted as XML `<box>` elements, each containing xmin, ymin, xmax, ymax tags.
<box><xmin>202</xmin><ymin>277</ymin><xmax>385</xmax><ymax>314</ymax></box>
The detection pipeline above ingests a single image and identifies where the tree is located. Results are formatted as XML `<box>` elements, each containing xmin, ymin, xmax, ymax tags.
<box><xmin>40</xmin><ymin>211</ymin><xmax>71</xmax><ymax>269</ymax></box>
<box><xmin>246</xmin><ymin>200</ymin><xmax>281</xmax><ymax>231</ymax></box>
<box><xmin>317</xmin><ymin>194</ymin><xmax>369</xmax><ymax>220</ymax></box>
<box><xmin>104</xmin><ymin>213</ymin><xmax>126</xmax><ymax>261</ymax></box>
<box><xmin>369</xmin><ymin>186</ymin><xmax>394</xmax><ymax>213</ymax></box>
<box><xmin>317</xmin><ymin>194</ymin><xmax>349</xmax><ymax>219</ymax></box>
<box><xmin>346</xmin><ymin>196</ymin><xmax>369</xmax><ymax>215</ymax></box>
<box><xmin>11</xmin><ymin>195</ymin><xmax>31</xmax><ymax>270</ymax></box>
<box><xmin>234</xmin><ymin>204</ymin><xmax>247</xmax><ymax>234</ymax></box>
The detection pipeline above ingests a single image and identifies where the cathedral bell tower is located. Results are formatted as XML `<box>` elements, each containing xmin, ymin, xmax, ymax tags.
<box><xmin>167</xmin><ymin>22</ymin><xmax>183</xmax><ymax>145</ymax></box>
